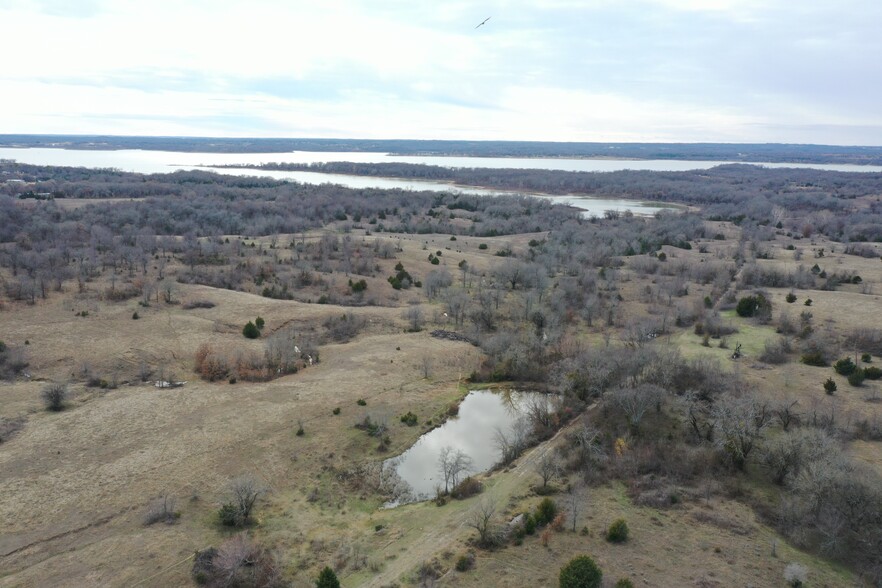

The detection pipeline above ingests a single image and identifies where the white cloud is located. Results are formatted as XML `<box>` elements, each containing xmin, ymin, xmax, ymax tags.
<box><xmin>0</xmin><ymin>1</ymin><xmax>487</xmax><ymax>81</ymax></box>
<box><xmin>0</xmin><ymin>0</ymin><xmax>880</xmax><ymax>144</ymax></box>
<box><xmin>643</xmin><ymin>0</ymin><xmax>764</xmax><ymax>12</ymax></box>
<box><xmin>0</xmin><ymin>79</ymin><xmax>764</xmax><ymax>142</ymax></box>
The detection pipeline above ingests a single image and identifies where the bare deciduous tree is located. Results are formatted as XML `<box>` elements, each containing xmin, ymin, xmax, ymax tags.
<box><xmin>610</xmin><ymin>384</ymin><xmax>665</xmax><ymax>431</ymax></box>
<box><xmin>622</xmin><ymin>319</ymin><xmax>662</xmax><ymax>349</ymax></box>
<box><xmin>420</xmin><ymin>355</ymin><xmax>433</xmax><ymax>379</ymax></box>
<box><xmin>139</xmin><ymin>279</ymin><xmax>155</xmax><ymax>306</ymax></box>
<box><xmin>143</xmin><ymin>494</ymin><xmax>178</xmax><ymax>526</ymax></box>
<box><xmin>774</xmin><ymin>397</ymin><xmax>801</xmax><ymax>431</ymax></box>
<box><xmin>209</xmin><ymin>533</ymin><xmax>283</xmax><ymax>588</ymax></box>
<box><xmin>784</xmin><ymin>454</ymin><xmax>882</xmax><ymax>570</ymax></box>
<box><xmin>134</xmin><ymin>359</ymin><xmax>152</xmax><ymax>382</ymax></box>
<box><xmin>494</xmin><ymin>258</ymin><xmax>527</xmax><ymax>290</ymax></box>
<box><xmin>424</xmin><ymin>269</ymin><xmax>452</xmax><ymax>299</ymax></box>
<box><xmin>567</xmin><ymin>479</ymin><xmax>586</xmax><ymax>532</ymax></box>
<box><xmin>458</xmin><ymin>259</ymin><xmax>469</xmax><ymax>289</ymax></box>
<box><xmin>759</xmin><ymin>428</ymin><xmax>835</xmax><ymax>485</ymax></box>
<box><xmin>494</xmin><ymin>420</ymin><xmax>529</xmax><ymax>466</ymax></box>
<box><xmin>444</xmin><ymin>289</ymin><xmax>469</xmax><ymax>329</ymax></box>
<box><xmin>404</xmin><ymin>306</ymin><xmax>425</xmax><ymax>332</ymax></box>
<box><xmin>524</xmin><ymin>395</ymin><xmax>555</xmax><ymax>440</ymax></box>
<box><xmin>264</xmin><ymin>327</ymin><xmax>302</xmax><ymax>375</ymax></box>
<box><xmin>712</xmin><ymin>393</ymin><xmax>769</xmax><ymax>470</ymax></box>
<box><xmin>568</xmin><ymin>421</ymin><xmax>607</xmax><ymax>470</ymax></box>
<box><xmin>536</xmin><ymin>453</ymin><xmax>561</xmax><ymax>489</ymax></box>
<box><xmin>467</xmin><ymin>497</ymin><xmax>498</xmax><ymax>547</ymax></box>
<box><xmin>438</xmin><ymin>447</ymin><xmax>473</xmax><ymax>493</ymax></box>
<box><xmin>229</xmin><ymin>474</ymin><xmax>266</xmax><ymax>525</ymax></box>
<box><xmin>682</xmin><ymin>390</ymin><xmax>715</xmax><ymax>442</ymax></box>
<box><xmin>345</xmin><ymin>458</ymin><xmax>413</xmax><ymax>503</ymax></box>
<box><xmin>159</xmin><ymin>277</ymin><xmax>178</xmax><ymax>304</ymax></box>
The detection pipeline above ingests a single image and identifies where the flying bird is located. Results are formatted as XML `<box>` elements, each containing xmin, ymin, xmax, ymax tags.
<box><xmin>475</xmin><ymin>16</ymin><xmax>491</xmax><ymax>29</ymax></box>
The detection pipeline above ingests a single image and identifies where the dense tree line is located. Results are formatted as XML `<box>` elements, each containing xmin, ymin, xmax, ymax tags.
<box><xmin>212</xmin><ymin>162</ymin><xmax>882</xmax><ymax>241</ymax></box>
<box><xmin>0</xmin><ymin>164</ymin><xmax>578</xmax><ymax>240</ymax></box>
<box><xmin>0</xmin><ymin>163</ymin><xmax>581</xmax><ymax>303</ymax></box>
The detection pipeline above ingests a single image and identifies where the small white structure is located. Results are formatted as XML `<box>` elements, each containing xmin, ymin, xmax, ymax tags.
<box><xmin>155</xmin><ymin>380</ymin><xmax>186</xmax><ymax>388</ymax></box>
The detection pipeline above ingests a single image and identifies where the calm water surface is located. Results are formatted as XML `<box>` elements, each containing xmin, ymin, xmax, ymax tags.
<box><xmin>385</xmin><ymin>389</ymin><xmax>546</xmax><ymax>506</ymax></box>
<box><xmin>3</xmin><ymin>147</ymin><xmax>881</xmax><ymax>174</ymax></box>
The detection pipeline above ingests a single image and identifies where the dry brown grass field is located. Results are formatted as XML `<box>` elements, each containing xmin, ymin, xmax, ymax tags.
<box><xmin>1</xmin><ymin>223</ymin><xmax>878</xmax><ymax>587</ymax></box>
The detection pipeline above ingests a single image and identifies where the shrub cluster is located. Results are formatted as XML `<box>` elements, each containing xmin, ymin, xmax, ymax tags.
<box><xmin>455</xmin><ymin>552</ymin><xmax>475</xmax><ymax>572</ymax></box>
<box><xmin>535</xmin><ymin>497</ymin><xmax>558</xmax><ymax>526</ymax></box>
<box><xmin>261</xmin><ymin>284</ymin><xmax>294</xmax><ymax>300</ymax></box>
<box><xmin>847</xmin><ymin>369</ymin><xmax>866</xmax><ymax>387</ymax></box>
<box><xmin>388</xmin><ymin>262</ymin><xmax>416</xmax><ymax>290</ymax></box>
<box><xmin>693</xmin><ymin>314</ymin><xmax>738</xmax><ymax>338</ymax></box>
<box><xmin>0</xmin><ymin>341</ymin><xmax>28</xmax><ymax>380</ymax></box>
<box><xmin>864</xmin><ymin>366</ymin><xmax>882</xmax><ymax>380</ymax></box>
<box><xmin>191</xmin><ymin>535</ymin><xmax>283</xmax><ymax>587</ymax></box>
<box><xmin>41</xmin><ymin>382</ymin><xmax>67</xmax><ymax>411</ymax></box>
<box><xmin>182</xmin><ymin>300</ymin><xmax>216</xmax><ymax>309</ymax></box>
<box><xmin>606</xmin><ymin>519</ymin><xmax>629</xmax><ymax>543</ymax></box>
<box><xmin>450</xmin><ymin>477</ymin><xmax>483</xmax><ymax>499</ymax></box>
<box><xmin>517</xmin><ymin>497</ymin><xmax>561</xmax><ymax>538</ymax></box>
<box><xmin>759</xmin><ymin>337</ymin><xmax>792</xmax><ymax>364</ymax></box>
<box><xmin>801</xmin><ymin>352</ymin><xmax>828</xmax><ymax>366</ymax></box>
<box><xmin>736</xmin><ymin>293</ymin><xmax>771</xmax><ymax>320</ymax></box>
<box><xmin>833</xmin><ymin>357</ymin><xmax>857</xmax><ymax>376</ymax></box>
<box><xmin>194</xmin><ymin>337</ymin><xmax>312</xmax><ymax>383</ymax></box>
<box><xmin>323</xmin><ymin>312</ymin><xmax>367</xmax><ymax>343</ymax></box>
<box><xmin>780</xmin><ymin>456</ymin><xmax>882</xmax><ymax>582</ymax></box>
<box><xmin>0</xmin><ymin>416</ymin><xmax>25</xmax><ymax>443</ymax></box>
<box><xmin>143</xmin><ymin>495</ymin><xmax>180</xmax><ymax>526</ymax></box>
<box><xmin>355</xmin><ymin>415</ymin><xmax>387</xmax><ymax>438</ymax></box>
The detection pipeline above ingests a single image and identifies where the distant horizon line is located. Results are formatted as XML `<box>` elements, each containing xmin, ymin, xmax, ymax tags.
<box><xmin>1</xmin><ymin>133</ymin><xmax>881</xmax><ymax>149</ymax></box>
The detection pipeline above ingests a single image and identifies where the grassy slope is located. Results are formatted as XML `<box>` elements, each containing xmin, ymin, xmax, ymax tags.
<box><xmin>1</xmin><ymin>230</ymin><xmax>879</xmax><ymax>587</ymax></box>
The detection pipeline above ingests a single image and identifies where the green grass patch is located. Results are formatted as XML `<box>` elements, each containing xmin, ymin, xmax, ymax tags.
<box><xmin>673</xmin><ymin>312</ymin><xmax>778</xmax><ymax>362</ymax></box>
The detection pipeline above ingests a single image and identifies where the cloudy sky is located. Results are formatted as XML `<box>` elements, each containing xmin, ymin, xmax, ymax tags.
<box><xmin>1</xmin><ymin>0</ymin><xmax>881</xmax><ymax>144</ymax></box>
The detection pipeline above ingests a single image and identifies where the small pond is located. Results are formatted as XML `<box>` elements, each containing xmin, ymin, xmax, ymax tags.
<box><xmin>383</xmin><ymin>389</ymin><xmax>547</xmax><ymax>507</ymax></box>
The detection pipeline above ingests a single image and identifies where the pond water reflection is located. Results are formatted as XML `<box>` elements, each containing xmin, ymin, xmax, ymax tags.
<box><xmin>384</xmin><ymin>389</ymin><xmax>546</xmax><ymax>506</ymax></box>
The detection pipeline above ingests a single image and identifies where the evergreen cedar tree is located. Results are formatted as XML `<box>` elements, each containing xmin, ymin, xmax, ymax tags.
<box><xmin>559</xmin><ymin>555</ymin><xmax>603</xmax><ymax>588</ymax></box>
<box><xmin>243</xmin><ymin>321</ymin><xmax>260</xmax><ymax>339</ymax></box>
<box><xmin>316</xmin><ymin>566</ymin><xmax>340</xmax><ymax>588</ymax></box>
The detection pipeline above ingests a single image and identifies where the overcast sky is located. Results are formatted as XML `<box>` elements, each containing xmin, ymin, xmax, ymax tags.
<box><xmin>2</xmin><ymin>0</ymin><xmax>881</xmax><ymax>144</ymax></box>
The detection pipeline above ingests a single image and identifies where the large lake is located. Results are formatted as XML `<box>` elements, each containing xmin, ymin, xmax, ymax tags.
<box><xmin>3</xmin><ymin>147</ymin><xmax>882</xmax><ymax>174</ymax></box>
<box><xmin>5</xmin><ymin>147</ymin><xmax>880</xmax><ymax>216</ymax></box>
